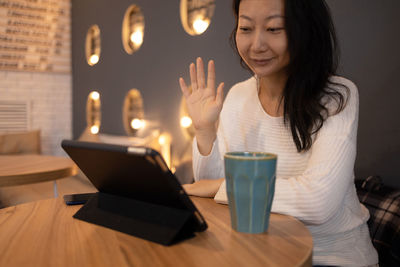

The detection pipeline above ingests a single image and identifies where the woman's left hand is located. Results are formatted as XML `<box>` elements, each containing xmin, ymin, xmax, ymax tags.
<box><xmin>182</xmin><ymin>178</ymin><xmax>224</xmax><ymax>198</ymax></box>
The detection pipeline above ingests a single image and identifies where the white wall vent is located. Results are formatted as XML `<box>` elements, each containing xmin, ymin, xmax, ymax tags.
<box><xmin>0</xmin><ymin>100</ymin><xmax>31</xmax><ymax>132</ymax></box>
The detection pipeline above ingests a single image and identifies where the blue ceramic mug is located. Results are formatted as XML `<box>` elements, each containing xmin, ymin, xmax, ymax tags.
<box><xmin>224</xmin><ymin>152</ymin><xmax>277</xmax><ymax>233</ymax></box>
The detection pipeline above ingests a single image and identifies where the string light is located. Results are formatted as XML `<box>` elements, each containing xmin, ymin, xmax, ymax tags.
<box><xmin>90</xmin><ymin>125</ymin><xmax>99</xmax><ymax>134</ymax></box>
<box><xmin>180</xmin><ymin>116</ymin><xmax>192</xmax><ymax>128</ymax></box>
<box><xmin>90</xmin><ymin>91</ymin><xmax>100</xmax><ymax>100</ymax></box>
<box><xmin>158</xmin><ymin>133</ymin><xmax>171</xmax><ymax>169</ymax></box>
<box><xmin>131</xmin><ymin>118</ymin><xmax>145</xmax><ymax>129</ymax></box>
<box><xmin>158</xmin><ymin>135</ymin><xmax>166</xmax><ymax>145</ymax></box>
<box><xmin>193</xmin><ymin>18</ymin><xmax>209</xmax><ymax>34</ymax></box>
<box><xmin>89</xmin><ymin>54</ymin><xmax>99</xmax><ymax>65</ymax></box>
<box><xmin>130</xmin><ymin>30</ymin><xmax>143</xmax><ymax>46</ymax></box>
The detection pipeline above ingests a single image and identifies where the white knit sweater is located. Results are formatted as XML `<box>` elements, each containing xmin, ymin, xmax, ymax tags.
<box><xmin>192</xmin><ymin>76</ymin><xmax>378</xmax><ymax>266</ymax></box>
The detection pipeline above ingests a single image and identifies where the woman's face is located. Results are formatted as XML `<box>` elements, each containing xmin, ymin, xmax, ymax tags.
<box><xmin>235</xmin><ymin>0</ymin><xmax>289</xmax><ymax>79</ymax></box>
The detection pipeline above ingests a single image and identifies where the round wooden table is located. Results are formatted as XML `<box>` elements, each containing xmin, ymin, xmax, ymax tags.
<box><xmin>0</xmin><ymin>196</ymin><xmax>313</xmax><ymax>267</ymax></box>
<box><xmin>0</xmin><ymin>154</ymin><xmax>78</xmax><ymax>186</ymax></box>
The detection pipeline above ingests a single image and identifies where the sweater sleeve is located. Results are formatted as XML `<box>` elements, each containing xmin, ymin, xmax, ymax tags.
<box><xmin>192</xmin><ymin>134</ymin><xmax>225</xmax><ymax>181</ymax></box>
<box><xmin>271</xmin><ymin>81</ymin><xmax>359</xmax><ymax>225</ymax></box>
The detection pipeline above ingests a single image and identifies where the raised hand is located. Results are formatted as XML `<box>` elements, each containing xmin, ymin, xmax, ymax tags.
<box><xmin>179</xmin><ymin>57</ymin><xmax>224</xmax><ymax>134</ymax></box>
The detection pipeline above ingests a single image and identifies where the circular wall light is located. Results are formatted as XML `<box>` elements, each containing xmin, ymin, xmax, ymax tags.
<box><xmin>180</xmin><ymin>0</ymin><xmax>215</xmax><ymax>36</ymax></box>
<box><xmin>85</xmin><ymin>25</ymin><xmax>101</xmax><ymax>66</ymax></box>
<box><xmin>123</xmin><ymin>89</ymin><xmax>145</xmax><ymax>136</ymax></box>
<box><xmin>122</xmin><ymin>5</ymin><xmax>145</xmax><ymax>55</ymax></box>
<box><xmin>86</xmin><ymin>91</ymin><xmax>101</xmax><ymax>134</ymax></box>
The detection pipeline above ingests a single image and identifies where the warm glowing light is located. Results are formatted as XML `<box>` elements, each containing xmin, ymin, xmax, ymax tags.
<box><xmin>90</xmin><ymin>125</ymin><xmax>99</xmax><ymax>134</ymax></box>
<box><xmin>90</xmin><ymin>91</ymin><xmax>100</xmax><ymax>100</ymax></box>
<box><xmin>131</xmin><ymin>118</ymin><xmax>145</xmax><ymax>130</ymax></box>
<box><xmin>180</xmin><ymin>116</ymin><xmax>192</xmax><ymax>128</ymax></box>
<box><xmin>158</xmin><ymin>135</ymin><xmax>166</xmax><ymax>145</ymax></box>
<box><xmin>193</xmin><ymin>18</ymin><xmax>209</xmax><ymax>34</ymax></box>
<box><xmin>89</xmin><ymin>54</ymin><xmax>99</xmax><ymax>65</ymax></box>
<box><xmin>158</xmin><ymin>133</ymin><xmax>171</xmax><ymax>169</ymax></box>
<box><xmin>130</xmin><ymin>30</ymin><xmax>143</xmax><ymax>46</ymax></box>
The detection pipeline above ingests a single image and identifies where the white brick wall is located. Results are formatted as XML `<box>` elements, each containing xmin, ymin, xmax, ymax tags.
<box><xmin>0</xmin><ymin>71</ymin><xmax>72</xmax><ymax>156</ymax></box>
<box><xmin>0</xmin><ymin>0</ymin><xmax>72</xmax><ymax>156</ymax></box>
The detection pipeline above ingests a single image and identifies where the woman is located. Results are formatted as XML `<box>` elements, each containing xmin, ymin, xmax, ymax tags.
<box><xmin>179</xmin><ymin>0</ymin><xmax>378</xmax><ymax>266</ymax></box>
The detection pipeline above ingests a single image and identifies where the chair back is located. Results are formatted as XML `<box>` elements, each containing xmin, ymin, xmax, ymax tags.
<box><xmin>0</xmin><ymin>130</ymin><xmax>41</xmax><ymax>155</ymax></box>
<box><xmin>356</xmin><ymin>176</ymin><xmax>400</xmax><ymax>266</ymax></box>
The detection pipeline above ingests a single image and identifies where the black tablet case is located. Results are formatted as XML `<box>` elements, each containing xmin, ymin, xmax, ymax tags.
<box><xmin>73</xmin><ymin>192</ymin><xmax>195</xmax><ymax>245</ymax></box>
<box><xmin>61</xmin><ymin>140</ymin><xmax>206</xmax><ymax>246</ymax></box>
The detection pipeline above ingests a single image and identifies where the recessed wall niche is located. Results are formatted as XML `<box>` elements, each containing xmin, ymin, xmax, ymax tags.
<box><xmin>86</xmin><ymin>91</ymin><xmax>101</xmax><ymax>134</ymax></box>
<box><xmin>123</xmin><ymin>89</ymin><xmax>145</xmax><ymax>136</ymax></box>
<box><xmin>180</xmin><ymin>0</ymin><xmax>215</xmax><ymax>35</ymax></box>
<box><xmin>85</xmin><ymin>25</ymin><xmax>101</xmax><ymax>66</ymax></box>
<box><xmin>122</xmin><ymin>5</ymin><xmax>145</xmax><ymax>55</ymax></box>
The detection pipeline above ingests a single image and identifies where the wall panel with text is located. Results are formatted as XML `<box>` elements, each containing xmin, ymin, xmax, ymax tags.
<box><xmin>0</xmin><ymin>0</ymin><xmax>70</xmax><ymax>73</ymax></box>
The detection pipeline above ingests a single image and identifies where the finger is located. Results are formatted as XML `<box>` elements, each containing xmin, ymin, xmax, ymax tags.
<box><xmin>179</xmin><ymin>77</ymin><xmax>190</xmax><ymax>98</ymax></box>
<box><xmin>182</xmin><ymin>184</ymin><xmax>193</xmax><ymax>195</ymax></box>
<box><xmin>216</xmin><ymin>82</ymin><xmax>225</xmax><ymax>106</ymax></box>
<box><xmin>196</xmin><ymin>57</ymin><xmax>205</xmax><ymax>89</ymax></box>
<box><xmin>207</xmin><ymin>60</ymin><xmax>216</xmax><ymax>91</ymax></box>
<box><xmin>189</xmin><ymin>63</ymin><xmax>197</xmax><ymax>91</ymax></box>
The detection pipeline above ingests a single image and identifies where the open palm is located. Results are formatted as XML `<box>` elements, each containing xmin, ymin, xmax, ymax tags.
<box><xmin>179</xmin><ymin>57</ymin><xmax>224</xmax><ymax>131</ymax></box>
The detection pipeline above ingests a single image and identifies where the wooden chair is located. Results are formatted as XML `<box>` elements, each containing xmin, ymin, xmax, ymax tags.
<box><xmin>0</xmin><ymin>130</ymin><xmax>41</xmax><ymax>155</ymax></box>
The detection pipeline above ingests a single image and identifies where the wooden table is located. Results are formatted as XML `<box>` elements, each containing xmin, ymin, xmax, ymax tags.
<box><xmin>0</xmin><ymin>196</ymin><xmax>313</xmax><ymax>267</ymax></box>
<box><xmin>0</xmin><ymin>155</ymin><xmax>78</xmax><ymax>187</ymax></box>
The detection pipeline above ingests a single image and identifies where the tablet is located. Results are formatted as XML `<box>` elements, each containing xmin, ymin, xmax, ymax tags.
<box><xmin>61</xmin><ymin>139</ymin><xmax>207</xmax><ymax>232</ymax></box>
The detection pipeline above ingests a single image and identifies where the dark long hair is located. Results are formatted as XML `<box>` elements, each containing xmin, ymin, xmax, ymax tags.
<box><xmin>231</xmin><ymin>0</ymin><xmax>348</xmax><ymax>152</ymax></box>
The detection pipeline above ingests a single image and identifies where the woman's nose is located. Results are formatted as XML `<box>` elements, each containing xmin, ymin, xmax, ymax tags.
<box><xmin>251</xmin><ymin>30</ymin><xmax>268</xmax><ymax>52</ymax></box>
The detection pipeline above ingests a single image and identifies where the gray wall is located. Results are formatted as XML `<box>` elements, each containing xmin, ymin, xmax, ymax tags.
<box><xmin>327</xmin><ymin>0</ymin><xmax>400</xmax><ymax>187</ymax></box>
<box><xmin>72</xmin><ymin>0</ymin><xmax>400</xmax><ymax>187</ymax></box>
<box><xmin>71</xmin><ymin>0</ymin><xmax>248</xmax><ymax>160</ymax></box>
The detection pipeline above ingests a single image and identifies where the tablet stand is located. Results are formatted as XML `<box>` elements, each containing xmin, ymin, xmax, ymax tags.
<box><xmin>73</xmin><ymin>192</ymin><xmax>196</xmax><ymax>245</ymax></box>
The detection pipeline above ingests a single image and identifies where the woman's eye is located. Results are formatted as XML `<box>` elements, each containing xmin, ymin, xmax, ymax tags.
<box><xmin>239</xmin><ymin>27</ymin><xmax>251</xmax><ymax>32</ymax></box>
<box><xmin>267</xmin><ymin>27</ymin><xmax>283</xmax><ymax>33</ymax></box>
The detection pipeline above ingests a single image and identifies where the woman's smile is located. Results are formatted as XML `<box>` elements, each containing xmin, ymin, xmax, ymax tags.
<box><xmin>250</xmin><ymin>57</ymin><xmax>276</xmax><ymax>66</ymax></box>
